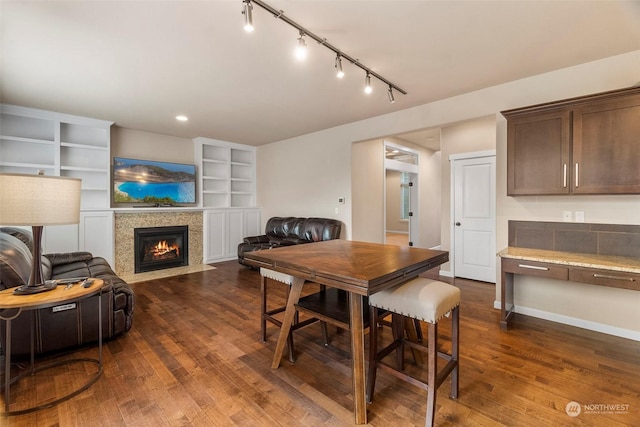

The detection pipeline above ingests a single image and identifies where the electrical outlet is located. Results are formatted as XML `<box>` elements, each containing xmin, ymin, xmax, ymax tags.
<box><xmin>338</xmin><ymin>197</ymin><xmax>345</xmax><ymax>204</ymax></box>
<box><xmin>575</xmin><ymin>211</ymin><xmax>585</xmax><ymax>222</ymax></box>
<box><xmin>563</xmin><ymin>211</ymin><xmax>572</xmax><ymax>222</ymax></box>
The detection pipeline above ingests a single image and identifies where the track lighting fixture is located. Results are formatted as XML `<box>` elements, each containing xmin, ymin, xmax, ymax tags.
<box><xmin>295</xmin><ymin>31</ymin><xmax>307</xmax><ymax>60</ymax></box>
<box><xmin>242</xmin><ymin>0</ymin><xmax>254</xmax><ymax>32</ymax></box>
<box><xmin>242</xmin><ymin>0</ymin><xmax>407</xmax><ymax>101</ymax></box>
<box><xmin>364</xmin><ymin>73</ymin><xmax>372</xmax><ymax>94</ymax></box>
<box><xmin>335</xmin><ymin>55</ymin><xmax>344</xmax><ymax>78</ymax></box>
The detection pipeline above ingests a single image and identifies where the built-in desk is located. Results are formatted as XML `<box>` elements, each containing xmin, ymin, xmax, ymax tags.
<box><xmin>498</xmin><ymin>247</ymin><xmax>640</xmax><ymax>330</ymax></box>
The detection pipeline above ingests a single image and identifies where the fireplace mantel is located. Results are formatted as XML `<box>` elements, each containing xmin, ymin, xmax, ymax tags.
<box><xmin>114</xmin><ymin>211</ymin><xmax>203</xmax><ymax>277</ymax></box>
<box><xmin>113</xmin><ymin>207</ymin><xmax>204</xmax><ymax>213</ymax></box>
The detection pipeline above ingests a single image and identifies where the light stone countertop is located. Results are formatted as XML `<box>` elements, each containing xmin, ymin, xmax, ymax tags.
<box><xmin>498</xmin><ymin>247</ymin><xmax>640</xmax><ymax>274</ymax></box>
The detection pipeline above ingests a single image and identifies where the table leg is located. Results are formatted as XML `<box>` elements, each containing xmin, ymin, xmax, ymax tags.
<box><xmin>99</xmin><ymin>289</ymin><xmax>103</xmax><ymax>366</ymax></box>
<box><xmin>500</xmin><ymin>270</ymin><xmax>514</xmax><ymax>330</ymax></box>
<box><xmin>349</xmin><ymin>293</ymin><xmax>367</xmax><ymax>424</ymax></box>
<box><xmin>271</xmin><ymin>277</ymin><xmax>304</xmax><ymax>369</ymax></box>
<box><xmin>4</xmin><ymin>318</ymin><xmax>11</xmax><ymax>414</ymax></box>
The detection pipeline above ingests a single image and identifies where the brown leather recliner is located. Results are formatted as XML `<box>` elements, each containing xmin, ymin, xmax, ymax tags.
<box><xmin>237</xmin><ymin>217</ymin><xmax>342</xmax><ymax>267</ymax></box>
<box><xmin>0</xmin><ymin>227</ymin><xmax>135</xmax><ymax>357</ymax></box>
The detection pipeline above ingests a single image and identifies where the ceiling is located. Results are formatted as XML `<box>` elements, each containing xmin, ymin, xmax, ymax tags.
<box><xmin>2</xmin><ymin>1</ymin><xmax>639</xmax><ymax>148</ymax></box>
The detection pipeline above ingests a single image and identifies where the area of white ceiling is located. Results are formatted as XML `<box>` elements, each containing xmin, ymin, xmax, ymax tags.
<box><xmin>2</xmin><ymin>1</ymin><xmax>639</xmax><ymax>146</ymax></box>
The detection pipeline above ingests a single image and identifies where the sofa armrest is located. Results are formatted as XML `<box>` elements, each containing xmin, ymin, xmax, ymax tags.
<box><xmin>243</xmin><ymin>235</ymin><xmax>270</xmax><ymax>244</ymax></box>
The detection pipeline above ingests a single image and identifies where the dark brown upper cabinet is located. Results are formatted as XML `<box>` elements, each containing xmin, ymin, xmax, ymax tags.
<box><xmin>502</xmin><ymin>87</ymin><xmax>640</xmax><ymax>196</ymax></box>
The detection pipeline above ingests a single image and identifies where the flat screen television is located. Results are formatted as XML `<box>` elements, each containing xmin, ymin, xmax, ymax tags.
<box><xmin>113</xmin><ymin>157</ymin><xmax>196</xmax><ymax>205</ymax></box>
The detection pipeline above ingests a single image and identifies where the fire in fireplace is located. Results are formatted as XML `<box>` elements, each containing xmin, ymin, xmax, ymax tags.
<box><xmin>134</xmin><ymin>225</ymin><xmax>188</xmax><ymax>273</ymax></box>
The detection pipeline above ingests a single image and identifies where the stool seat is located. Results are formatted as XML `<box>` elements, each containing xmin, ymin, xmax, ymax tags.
<box><xmin>260</xmin><ymin>268</ymin><xmax>295</xmax><ymax>285</ymax></box>
<box><xmin>260</xmin><ymin>268</ymin><xmax>328</xmax><ymax>362</ymax></box>
<box><xmin>370</xmin><ymin>278</ymin><xmax>460</xmax><ymax>324</ymax></box>
<box><xmin>367</xmin><ymin>277</ymin><xmax>460</xmax><ymax>427</ymax></box>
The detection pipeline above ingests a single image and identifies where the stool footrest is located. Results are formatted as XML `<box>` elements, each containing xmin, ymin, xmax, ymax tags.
<box><xmin>377</xmin><ymin>344</ymin><xmax>457</xmax><ymax>391</ymax></box>
<box><xmin>264</xmin><ymin>312</ymin><xmax>321</xmax><ymax>331</ymax></box>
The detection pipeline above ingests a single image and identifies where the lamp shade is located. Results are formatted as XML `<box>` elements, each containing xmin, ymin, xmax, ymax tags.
<box><xmin>0</xmin><ymin>173</ymin><xmax>82</xmax><ymax>226</ymax></box>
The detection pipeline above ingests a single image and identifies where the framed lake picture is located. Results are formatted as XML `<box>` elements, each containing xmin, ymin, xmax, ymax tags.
<box><xmin>113</xmin><ymin>157</ymin><xmax>196</xmax><ymax>205</ymax></box>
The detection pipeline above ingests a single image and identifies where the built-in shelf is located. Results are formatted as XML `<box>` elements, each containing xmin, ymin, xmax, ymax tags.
<box><xmin>0</xmin><ymin>104</ymin><xmax>115</xmax><ymax>265</ymax></box>
<box><xmin>194</xmin><ymin>137</ymin><xmax>256</xmax><ymax>208</ymax></box>
<box><xmin>1</xmin><ymin>104</ymin><xmax>114</xmax><ymax>210</ymax></box>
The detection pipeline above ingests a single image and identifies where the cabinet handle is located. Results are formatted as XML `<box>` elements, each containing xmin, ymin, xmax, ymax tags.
<box><xmin>575</xmin><ymin>163</ymin><xmax>579</xmax><ymax>188</ymax></box>
<box><xmin>593</xmin><ymin>273</ymin><xmax>635</xmax><ymax>282</ymax></box>
<box><xmin>563</xmin><ymin>164</ymin><xmax>567</xmax><ymax>188</ymax></box>
<box><xmin>518</xmin><ymin>264</ymin><xmax>549</xmax><ymax>271</ymax></box>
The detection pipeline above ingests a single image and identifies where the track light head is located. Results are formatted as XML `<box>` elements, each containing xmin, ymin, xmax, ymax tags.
<box><xmin>364</xmin><ymin>72</ymin><xmax>372</xmax><ymax>94</ymax></box>
<box><xmin>387</xmin><ymin>86</ymin><xmax>395</xmax><ymax>103</ymax></box>
<box><xmin>242</xmin><ymin>0</ymin><xmax>254</xmax><ymax>33</ymax></box>
<box><xmin>295</xmin><ymin>31</ymin><xmax>307</xmax><ymax>60</ymax></box>
<box><xmin>335</xmin><ymin>55</ymin><xmax>344</xmax><ymax>78</ymax></box>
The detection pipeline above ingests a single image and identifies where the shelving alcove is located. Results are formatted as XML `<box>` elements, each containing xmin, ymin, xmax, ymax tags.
<box><xmin>194</xmin><ymin>137</ymin><xmax>261</xmax><ymax>263</ymax></box>
<box><xmin>0</xmin><ymin>104</ymin><xmax>115</xmax><ymax>265</ymax></box>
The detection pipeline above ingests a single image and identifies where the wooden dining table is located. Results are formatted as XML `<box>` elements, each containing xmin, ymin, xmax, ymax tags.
<box><xmin>244</xmin><ymin>239</ymin><xmax>449</xmax><ymax>424</ymax></box>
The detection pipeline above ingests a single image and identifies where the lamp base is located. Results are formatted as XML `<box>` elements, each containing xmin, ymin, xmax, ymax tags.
<box><xmin>13</xmin><ymin>281</ymin><xmax>58</xmax><ymax>295</ymax></box>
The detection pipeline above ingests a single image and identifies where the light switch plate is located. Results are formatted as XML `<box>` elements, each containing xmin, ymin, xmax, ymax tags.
<box><xmin>575</xmin><ymin>211</ymin><xmax>585</xmax><ymax>222</ymax></box>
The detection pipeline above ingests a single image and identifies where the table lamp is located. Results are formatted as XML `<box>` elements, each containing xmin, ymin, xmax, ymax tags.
<box><xmin>0</xmin><ymin>172</ymin><xmax>81</xmax><ymax>294</ymax></box>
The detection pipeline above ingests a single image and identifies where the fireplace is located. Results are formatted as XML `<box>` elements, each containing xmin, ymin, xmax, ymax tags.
<box><xmin>134</xmin><ymin>225</ymin><xmax>189</xmax><ymax>273</ymax></box>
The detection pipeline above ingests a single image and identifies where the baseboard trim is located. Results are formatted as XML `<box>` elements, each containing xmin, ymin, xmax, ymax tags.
<box><xmin>439</xmin><ymin>270</ymin><xmax>453</xmax><ymax>278</ymax></box>
<box><xmin>493</xmin><ymin>301</ymin><xmax>640</xmax><ymax>341</ymax></box>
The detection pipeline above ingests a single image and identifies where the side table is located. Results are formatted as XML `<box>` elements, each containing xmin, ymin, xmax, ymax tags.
<box><xmin>0</xmin><ymin>278</ymin><xmax>105</xmax><ymax>416</ymax></box>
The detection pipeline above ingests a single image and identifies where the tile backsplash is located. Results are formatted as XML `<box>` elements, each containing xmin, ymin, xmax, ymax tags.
<box><xmin>508</xmin><ymin>221</ymin><xmax>640</xmax><ymax>259</ymax></box>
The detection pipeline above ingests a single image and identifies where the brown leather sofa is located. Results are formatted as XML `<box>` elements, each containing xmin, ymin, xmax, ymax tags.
<box><xmin>237</xmin><ymin>217</ymin><xmax>342</xmax><ymax>267</ymax></box>
<box><xmin>0</xmin><ymin>227</ymin><xmax>135</xmax><ymax>357</ymax></box>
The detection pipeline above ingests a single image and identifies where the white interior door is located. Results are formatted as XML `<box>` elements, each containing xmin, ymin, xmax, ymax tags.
<box><xmin>452</xmin><ymin>153</ymin><xmax>496</xmax><ymax>283</ymax></box>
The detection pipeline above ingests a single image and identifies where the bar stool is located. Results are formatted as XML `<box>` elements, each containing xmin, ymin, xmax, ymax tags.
<box><xmin>260</xmin><ymin>268</ymin><xmax>327</xmax><ymax>362</ymax></box>
<box><xmin>366</xmin><ymin>277</ymin><xmax>460</xmax><ymax>426</ymax></box>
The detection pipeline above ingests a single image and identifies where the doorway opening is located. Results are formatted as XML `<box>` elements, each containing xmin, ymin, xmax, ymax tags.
<box><xmin>384</xmin><ymin>142</ymin><xmax>419</xmax><ymax>247</ymax></box>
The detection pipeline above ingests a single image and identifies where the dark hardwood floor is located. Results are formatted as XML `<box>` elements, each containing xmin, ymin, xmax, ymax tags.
<box><xmin>2</xmin><ymin>260</ymin><xmax>639</xmax><ymax>426</ymax></box>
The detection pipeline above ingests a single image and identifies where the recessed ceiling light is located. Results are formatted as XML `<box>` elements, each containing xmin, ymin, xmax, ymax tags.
<box><xmin>176</xmin><ymin>115</ymin><xmax>188</xmax><ymax>122</ymax></box>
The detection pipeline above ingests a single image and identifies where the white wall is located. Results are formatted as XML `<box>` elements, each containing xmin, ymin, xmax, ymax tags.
<box><xmin>111</xmin><ymin>126</ymin><xmax>193</xmax><ymax>163</ymax></box>
<box><xmin>351</xmin><ymin>139</ymin><xmax>384</xmax><ymax>242</ymax></box>
<box><xmin>256</xmin><ymin>132</ymin><xmax>352</xmax><ymax>238</ymax></box>
<box><xmin>256</xmin><ymin>50</ymin><xmax>640</xmax><ymax>338</ymax></box>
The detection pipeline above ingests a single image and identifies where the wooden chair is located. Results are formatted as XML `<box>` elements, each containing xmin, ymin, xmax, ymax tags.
<box><xmin>366</xmin><ymin>277</ymin><xmax>460</xmax><ymax>426</ymax></box>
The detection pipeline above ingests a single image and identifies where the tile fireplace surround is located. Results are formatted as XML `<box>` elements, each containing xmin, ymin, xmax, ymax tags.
<box><xmin>114</xmin><ymin>211</ymin><xmax>204</xmax><ymax>279</ymax></box>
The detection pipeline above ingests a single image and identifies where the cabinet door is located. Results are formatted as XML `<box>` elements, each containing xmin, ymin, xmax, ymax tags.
<box><xmin>244</xmin><ymin>208</ymin><xmax>261</xmax><ymax>238</ymax></box>
<box><xmin>43</xmin><ymin>224</ymin><xmax>79</xmax><ymax>254</ymax></box>
<box><xmin>226</xmin><ymin>210</ymin><xmax>245</xmax><ymax>257</ymax></box>
<box><xmin>79</xmin><ymin>211</ymin><xmax>114</xmax><ymax>266</ymax></box>
<box><xmin>506</xmin><ymin>109</ymin><xmax>571</xmax><ymax>195</ymax></box>
<box><xmin>204</xmin><ymin>210</ymin><xmax>227</xmax><ymax>262</ymax></box>
<box><xmin>572</xmin><ymin>94</ymin><xmax>640</xmax><ymax>194</ymax></box>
